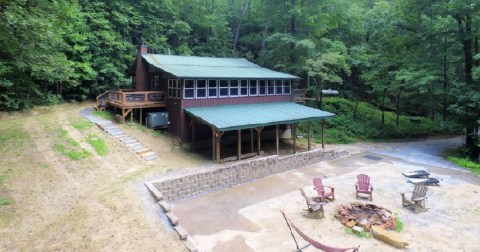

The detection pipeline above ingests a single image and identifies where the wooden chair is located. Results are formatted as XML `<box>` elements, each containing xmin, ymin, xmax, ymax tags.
<box><xmin>299</xmin><ymin>189</ymin><xmax>325</xmax><ymax>219</ymax></box>
<box><xmin>355</xmin><ymin>174</ymin><xmax>373</xmax><ymax>201</ymax></box>
<box><xmin>401</xmin><ymin>182</ymin><xmax>428</xmax><ymax>214</ymax></box>
<box><xmin>313</xmin><ymin>178</ymin><xmax>335</xmax><ymax>201</ymax></box>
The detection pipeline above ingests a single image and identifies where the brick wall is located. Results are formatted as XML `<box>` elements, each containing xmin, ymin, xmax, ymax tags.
<box><xmin>151</xmin><ymin>149</ymin><xmax>348</xmax><ymax>201</ymax></box>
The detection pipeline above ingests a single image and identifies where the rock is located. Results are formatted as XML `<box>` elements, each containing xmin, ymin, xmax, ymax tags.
<box><xmin>352</xmin><ymin>226</ymin><xmax>364</xmax><ymax>235</ymax></box>
<box><xmin>346</xmin><ymin>220</ymin><xmax>356</xmax><ymax>228</ymax></box>
<box><xmin>371</xmin><ymin>226</ymin><xmax>409</xmax><ymax>249</ymax></box>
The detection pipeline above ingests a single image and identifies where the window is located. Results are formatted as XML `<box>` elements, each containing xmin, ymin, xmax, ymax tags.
<box><xmin>276</xmin><ymin>80</ymin><xmax>283</xmax><ymax>95</ymax></box>
<box><xmin>168</xmin><ymin>79</ymin><xmax>180</xmax><ymax>98</ymax></box>
<box><xmin>230</xmin><ymin>80</ymin><xmax>239</xmax><ymax>96</ymax></box>
<box><xmin>268</xmin><ymin>80</ymin><xmax>276</xmax><ymax>95</ymax></box>
<box><xmin>219</xmin><ymin>80</ymin><xmax>229</xmax><ymax>97</ymax></box>
<box><xmin>240</xmin><ymin>80</ymin><xmax>248</xmax><ymax>96</ymax></box>
<box><xmin>196</xmin><ymin>79</ymin><xmax>207</xmax><ymax>98</ymax></box>
<box><xmin>154</xmin><ymin>76</ymin><xmax>160</xmax><ymax>91</ymax></box>
<box><xmin>249</xmin><ymin>80</ymin><xmax>258</xmax><ymax>96</ymax></box>
<box><xmin>184</xmin><ymin>79</ymin><xmax>195</xmax><ymax>98</ymax></box>
<box><xmin>259</xmin><ymin>80</ymin><xmax>266</xmax><ymax>95</ymax></box>
<box><xmin>284</xmin><ymin>80</ymin><xmax>291</xmax><ymax>94</ymax></box>
<box><xmin>208</xmin><ymin>80</ymin><xmax>218</xmax><ymax>97</ymax></box>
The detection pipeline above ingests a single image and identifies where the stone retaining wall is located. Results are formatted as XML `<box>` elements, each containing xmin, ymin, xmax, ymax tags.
<box><xmin>151</xmin><ymin>149</ymin><xmax>348</xmax><ymax>201</ymax></box>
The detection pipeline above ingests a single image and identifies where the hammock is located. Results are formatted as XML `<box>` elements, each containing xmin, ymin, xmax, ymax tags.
<box><xmin>281</xmin><ymin>211</ymin><xmax>360</xmax><ymax>252</ymax></box>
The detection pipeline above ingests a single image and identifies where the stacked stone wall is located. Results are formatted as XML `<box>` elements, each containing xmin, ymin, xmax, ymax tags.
<box><xmin>152</xmin><ymin>149</ymin><xmax>348</xmax><ymax>201</ymax></box>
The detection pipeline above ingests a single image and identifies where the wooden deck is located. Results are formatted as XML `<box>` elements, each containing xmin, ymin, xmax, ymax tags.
<box><xmin>96</xmin><ymin>89</ymin><xmax>166</xmax><ymax>123</ymax></box>
<box><xmin>292</xmin><ymin>89</ymin><xmax>307</xmax><ymax>104</ymax></box>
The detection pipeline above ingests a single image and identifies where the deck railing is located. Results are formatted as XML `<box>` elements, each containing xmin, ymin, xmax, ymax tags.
<box><xmin>101</xmin><ymin>90</ymin><xmax>166</xmax><ymax>108</ymax></box>
<box><xmin>292</xmin><ymin>89</ymin><xmax>306</xmax><ymax>104</ymax></box>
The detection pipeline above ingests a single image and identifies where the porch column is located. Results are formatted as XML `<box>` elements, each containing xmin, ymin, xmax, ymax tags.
<box><xmin>140</xmin><ymin>108</ymin><xmax>143</xmax><ymax>126</ymax></box>
<box><xmin>308</xmin><ymin>121</ymin><xmax>312</xmax><ymax>151</ymax></box>
<box><xmin>215</xmin><ymin>130</ymin><xmax>225</xmax><ymax>163</ymax></box>
<box><xmin>276</xmin><ymin>125</ymin><xmax>280</xmax><ymax>155</ymax></box>
<box><xmin>321</xmin><ymin>119</ymin><xmax>326</xmax><ymax>150</ymax></box>
<box><xmin>254</xmin><ymin>127</ymin><xmax>264</xmax><ymax>155</ymax></box>
<box><xmin>237</xmin><ymin>129</ymin><xmax>242</xmax><ymax>160</ymax></box>
<box><xmin>122</xmin><ymin>108</ymin><xmax>125</xmax><ymax>124</ymax></box>
<box><xmin>250</xmin><ymin>128</ymin><xmax>254</xmax><ymax>153</ymax></box>
<box><xmin>190</xmin><ymin>121</ymin><xmax>195</xmax><ymax>150</ymax></box>
<box><xmin>292</xmin><ymin>123</ymin><xmax>297</xmax><ymax>154</ymax></box>
<box><xmin>212</xmin><ymin>128</ymin><xmax>216</xmax><ymax>162</ymax></box>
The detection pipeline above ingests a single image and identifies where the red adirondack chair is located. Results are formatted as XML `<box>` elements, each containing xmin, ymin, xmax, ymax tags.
<box><xmin>355</xmin><ymin>174</ymin><xmax>373</xmax><ymax>201</ymax></box>
<box><xmin>313</xmin><ymin>178</ymin><xmax>335</xmax><ymax>201</ymax></box>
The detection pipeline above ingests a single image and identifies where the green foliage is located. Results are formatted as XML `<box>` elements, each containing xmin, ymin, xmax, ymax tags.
<box><xmin>0</xmin><ymin>198</ymin><xmax>13</xmax><ymax>206</ymax></box>
<box><xmin>444</xmin><ymin>148</ymin><xmax>480</xmax><ymax>175</ymax></box>
<box><xmin>52</xmin><ymin>128</ymin><xmax>90</xmax><ymax>160</ymax></box>
<box><xmin>395</xmin><ymin>218</ymin><xmax>404</xmax><ymax>232</ymax></box>
<box><xmin>306</xmin><ymin>97</ymin><xmax>461</xmax><ymax>144</ymax></box>
<box><xmin>53</xmin><ymin>143</ymin><xmax>91</xmax><ymax>160</ymax></box>
<box><xmin>344</xmin><ymin>227</ymin><xmax>372</xmax><ymax>238</ymax></box>
<box><xmin>72</xmin><ymin>119</ymin><xmax>94</xmax><ymax>131</ymax></box>
<box><xmin>87</xmin><ymin>135</ymin><xmax>108</xmax><ymax>156</ymax></box>
<box><xmin>93</xmin><ymin>111</ymin><xmax>115</xmax><ymax>121</ymax></box>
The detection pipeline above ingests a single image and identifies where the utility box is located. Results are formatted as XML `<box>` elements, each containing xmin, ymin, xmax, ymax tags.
<box><xmin>146</xmin><ymin>112</ymin><xmax>169</xmax><ymax>129</ymax></box>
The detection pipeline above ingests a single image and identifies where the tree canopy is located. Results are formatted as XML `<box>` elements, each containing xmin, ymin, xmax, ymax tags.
<box><xmin>1</xmin><ymin>0</ymin><xmax>479</xmax><ymax>158</ymax></box>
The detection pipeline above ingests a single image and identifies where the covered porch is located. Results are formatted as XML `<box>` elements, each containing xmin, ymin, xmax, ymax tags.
<box><xmin>185</xmin><ymin>102</ymin><xmax>334</xmax><ymax>163</ymax></box>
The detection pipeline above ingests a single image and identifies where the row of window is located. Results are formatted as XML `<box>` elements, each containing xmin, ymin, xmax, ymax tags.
<box><xmin>168</xmin><ymin>79</ymin><xmax>292</xmax><ymax>99</ymax></box>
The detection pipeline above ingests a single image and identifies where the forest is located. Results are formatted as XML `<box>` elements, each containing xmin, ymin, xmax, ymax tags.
<box><xmin>0</xmin><ymin>0</ymin><xmax>479</xmax><ymax>161</ymax></box>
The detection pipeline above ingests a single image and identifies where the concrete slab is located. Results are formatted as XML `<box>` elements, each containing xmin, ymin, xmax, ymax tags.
<box><xmin>171</xmin><ymin>138</ymin><xmax>480</xmax><ymax>252</ymax></box>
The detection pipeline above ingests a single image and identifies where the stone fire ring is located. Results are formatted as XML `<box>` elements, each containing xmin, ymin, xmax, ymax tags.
<box><xmin>334</xmin><ymin>202</ymin><xmax>397</xmax><ymax>232</ymax></box>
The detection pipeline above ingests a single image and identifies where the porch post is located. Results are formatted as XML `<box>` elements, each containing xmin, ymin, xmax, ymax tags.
<box><xmin>292</xmin><ymin>123</ymin><xmax>297</xmax><ymax>154</ymax></box>
<box><xmin>254</xmin><ymin>127</ymin><xmax>264</xmax><ymax>155</ymax></box>
<box><xmin>212</xmin><ymin>128</ymin><xmax>216</xmax><ymax>162</ymax></box>
<box><xmin>276</xmin><ymin>125</ymin><xmax>280</xmax><ymax>155</ymax></box>
<box><xmin>308</xmin><ymin>121</ymin><xmax>312</xmax><ymax>151</ymax></box>
<box><xmin>122</xmin><ymin>108</ymin><xmax>125</xmax><ymax>124</ymax></box>
<box><xmin>321</xmin><ymin>119</ymin><xmax>326</xmax><ymax>150</ymax></box>
<box><xmin>250</xmin><ymin>128</ymin><xmax>254</xmax><ymax>153</ymax></box>
<box><xmin>216</xmin><ymin>131</ymin><xmax>225</xmax><ymax>163</ymax></box>
<box><xmin>140</xmin><ymin>108</ymin><xmax>143</xmax><ymax>126</ymax></box>
<box><xmin>238</xmin><ymin>129</ymin><xmax>242</xmax><ymax>160</ymax></box>
<box><xmin>190</xmin><ymin>121</ymin><xmax>195</xmax><ymax>150</ymax></box>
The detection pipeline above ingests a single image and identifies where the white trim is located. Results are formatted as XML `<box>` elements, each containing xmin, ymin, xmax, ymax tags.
<box><xmin>184</xmin><ymin>79</ymin><xmax>195</xmax><ymax>99</ymax></box>
<box><xmin>196</xmin><ymin>79</ymin><xmax>207</xmax><ymax>99</ymax></box>
<box><xmin>208</xmin><ymin>79</ymin><xmax>218</xmax><ymax>98</ymax></box>
<box><xmin>219</xmin><ymin>79</ymin><xmax>229</xmax><ymax>98</ymax></box>
<box><xmin>239</xmin><ymin>79</ymin><xmax>248</xmax><ymax>97</ymax></box>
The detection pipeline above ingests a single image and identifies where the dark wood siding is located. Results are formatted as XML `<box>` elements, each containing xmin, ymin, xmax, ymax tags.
<box><xmin>180</xmin><ymin>95</ymin><xmax>291</xmax><ymax>109</ymax></box>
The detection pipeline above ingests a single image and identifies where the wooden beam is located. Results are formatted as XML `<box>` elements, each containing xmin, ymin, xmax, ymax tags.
<box><xmin>292</xmin><ymin>123</ymin><xmax>297</xmax><ymax>154</ymax></box>
<box><xmin>254</xmin><ymin>127</ymin><xmax>264</xmax><ymax>155</ymax></box>
<box><xmin>212</xmin><ymin>128</ymin><xmax>216</xmax><ymax>162</ymax></box>
<box><xmin>215</xmin><ymin>131</ymin><xmax>225</xmax><ymax>163</ymax></box>
<box><xmin>308</xmin><ymin>121</ymin><xmax>312</xmax><ymax>151</ymax></box>
<box><xmin>237</xmin><ymin>129</ymin><xmax>241</xmax><ymax>160</ymax></box>
<box><xmin>250</xmin><ymin>128</ymin><xmax>254</xmax><ymax>153</ymax></box>
<box><xmin>276</xmin><ymin>125</ymin><xmax>280</xmax><ymax>155</ymax></box>
<box><xmin>321</xmin><ymin>119</ymin><xmax>326</xmax><ymax>150</ymax></box>
<box><xmin>122</xmin><ymin>108</ymin><xmax>125</xmax><ymax>124</ymax></box>
<box><xmin>190</xmin><ymin>121</ymin><xmax>195</xmax><ymax>150</ymax></box>
<box><xmin>140</xmin><ymin>108</ymin><xmax>143</xmax><ymax>126</ymax></box>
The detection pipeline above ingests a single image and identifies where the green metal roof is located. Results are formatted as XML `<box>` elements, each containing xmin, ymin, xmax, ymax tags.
<box><xmin>185</xmin><ymin>102</ymin><xmax>335</xmax><ymax>131</ymax></box>
<box><xmin>142</xmin><ymin>54</ymin><xmax>300</xmax><ymax>79</ymax></box>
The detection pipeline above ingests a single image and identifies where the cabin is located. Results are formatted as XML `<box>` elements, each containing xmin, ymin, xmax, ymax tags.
<box><xmin>97</xmin><ymin>42</ymin><xmax>334</xmax><ymax>163</ymax></box>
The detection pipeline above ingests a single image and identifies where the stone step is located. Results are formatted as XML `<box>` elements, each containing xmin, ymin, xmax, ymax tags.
<box><xmin>121</xmin><ymin>138</ymin><xmax>137</xmax><ymax>144</ymax></box>
<box><xmin>132</xmin><ymin>146</ymin><xmax>147</xmax><ymax>153</ymax></box>
<box><xmin>114</xmin><ymin>134</ymin><xmax>126</xmax><ymax>139</ymax></box>
<box><xmin>142</xmin><ymin>152</ymin><xmax>158</xmax><ymax>161</ymax></box>
<box><xmin>135</xmin><ymin>148</ymin><xmax>150</xmax><ymax>154</ymax></box>
<box><xmin>108</xmin><ymin>131</ymin><xmax>124</xmax><ymax>136</ymax></box>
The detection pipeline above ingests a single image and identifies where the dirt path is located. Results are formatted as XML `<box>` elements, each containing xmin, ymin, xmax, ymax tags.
<box><xmin>0</xmin><ymin>103</ymin><xmax>202</xmax><ymax>251</ymax></box>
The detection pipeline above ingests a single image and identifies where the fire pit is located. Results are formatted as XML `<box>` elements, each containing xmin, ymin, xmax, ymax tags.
<box><xmin>334</xmin><ymin>203</ymin><xmax>397</xmax><ymax>231</ymax></box>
